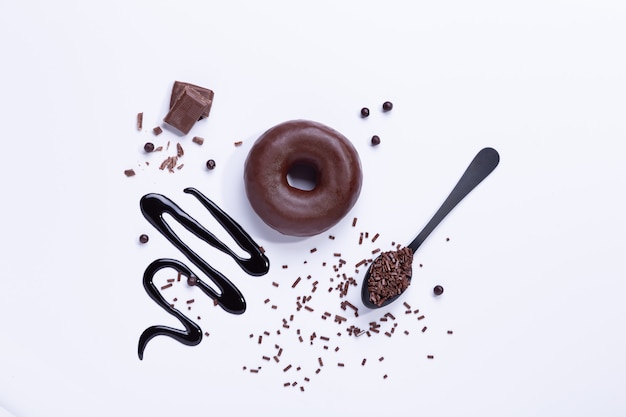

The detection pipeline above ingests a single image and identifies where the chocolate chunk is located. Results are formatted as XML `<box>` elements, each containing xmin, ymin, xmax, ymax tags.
<box><xmin>164</xmin><ymin>86</ymin><xmax>211</xmax><ymax>134</ymax></box>
<box><xmin>137</xmin><ymin>112</ymin><xmax>143</xmax><ymax>130</ymax></box>
<box><xmin>152</xmin><ymin>126</ymin><xmax>163</xmax><ymax>135</ymax></box>
<box><xmin>169</xmin><ymin>81</ymin><xmax>214</xmax><ymax>120</ymax></box>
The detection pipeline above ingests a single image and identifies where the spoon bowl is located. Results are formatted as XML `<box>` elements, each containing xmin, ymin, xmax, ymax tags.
<box><xmin>361</xmin><ymin>147</ymin><xmax>500</xmax><ymax>309</ymax></box>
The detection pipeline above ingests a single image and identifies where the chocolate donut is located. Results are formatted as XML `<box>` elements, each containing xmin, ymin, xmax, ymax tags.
<box><xmin>244</xmin><ymin>120</ymin><xmax>362</xmax><ymax>237</ymax></box>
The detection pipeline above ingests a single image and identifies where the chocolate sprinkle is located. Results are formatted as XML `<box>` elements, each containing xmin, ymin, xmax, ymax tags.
<box><xmin>360</xmin><ymin>107</ymin><xmax>370</xmax><ymax>118</ymax></box>
<box><xmin>371</xmin><ymin>135</ymin><xmax>381</xmax><ymax>146</ymax></box>
<box><xmin>433</xmin><ymin>285</ymin><xmax>444</xmax><ymax>296</ymax></box>
<box><xmin>366</xmin><ymin>246</ymin><xmax>413</xmax><ymax>307</ymax></box>
<box><xmin>382</xmin><ymin>101</ymin><xmax>393</xmax><ymax>111</ymax></box>
<box><xmin>139</xmin><ymin>234</ymin><xmax>149</xmax><ymax>244</ymax></box>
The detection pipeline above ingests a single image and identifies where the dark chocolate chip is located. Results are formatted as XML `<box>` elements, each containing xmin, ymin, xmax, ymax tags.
<box><xmin>360</xmin><ymin>107</ymin><xmax>370</xmax><ymax>118</ymax></box>
<box><xmin>382</xmin><ymin>101</ymin><xmax>393</xmax><ymax>111</ymax></box>
<box><xmin>139</xmin><ymin>234</ymin><xmax>149</xmax><ymax>244</ymax></box>
<box><xmin>144</xmin><ymin>142</ymin><xmax>155</xmax><ymax>153</ymax></box>
<box><xmin>433</xmin><ymin>285</ymin><xmax>444</xmax><ymax>296</ymax></box>
<box><xmin>371</xmin><ymin>135</ymin><xmax>381</xmax><ymax>146</ymax></box>
<box><xmin>206</xmin><ymin>159</ymin><xmax>216</xmax><ymax>170</ymax></box>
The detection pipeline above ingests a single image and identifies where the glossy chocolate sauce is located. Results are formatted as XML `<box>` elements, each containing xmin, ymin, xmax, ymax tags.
<box><xmin>138</xmin><ymin>188</ymin><xmax>270</xmax><ymax>359</ymax></box>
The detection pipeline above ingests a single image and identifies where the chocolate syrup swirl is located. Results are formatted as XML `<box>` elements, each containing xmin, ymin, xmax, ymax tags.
<box><xmin>138</xmin><ymin>259</ymin><xmax>203</xmax><ymax>360</ymax></box>
<box><xmin>138</xmin><ymin>188</ymin><xmax>270</xmax><ymax>359</ymax></box>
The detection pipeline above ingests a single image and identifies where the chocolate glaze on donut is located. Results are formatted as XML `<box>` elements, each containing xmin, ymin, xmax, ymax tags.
<box><xmin>244</xmin><ymin>120</ymin><xmax>362</xmax><ymax>237</ymax></box>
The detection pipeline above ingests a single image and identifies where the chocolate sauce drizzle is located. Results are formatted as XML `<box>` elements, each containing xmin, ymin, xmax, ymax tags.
<box><xmin>138</xmin><ymin>188</ymin><xmax>269</xmax><ymax>359</ymax></box>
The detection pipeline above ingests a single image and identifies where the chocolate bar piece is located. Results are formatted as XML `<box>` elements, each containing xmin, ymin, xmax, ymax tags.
<box><xmin>163</xmin><ymin>87</ymin><xmax>211</xmax><ymax>134</ymax></box>
<box><xmin>169</xmin><ymin>81</ymin><xmax>214</xmax><ymax>120</ymax></box>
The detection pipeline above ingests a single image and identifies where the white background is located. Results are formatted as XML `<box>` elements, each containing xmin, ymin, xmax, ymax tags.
<box><xmin>1</xmin><ymin>1</ymin><xmax>625</xmax><ymax>416</ymax></box>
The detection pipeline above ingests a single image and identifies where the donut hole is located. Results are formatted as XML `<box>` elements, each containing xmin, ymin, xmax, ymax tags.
<box><xmin>286</xmin><ymin>161</ymin><xmax>318</xmax><ymax>191</ymax></box>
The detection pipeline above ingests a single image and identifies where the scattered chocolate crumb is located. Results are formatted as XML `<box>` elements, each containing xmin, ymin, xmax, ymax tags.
<box><xmin>176</xmin><ymin>142</ymin><xmax>184</xmax><ymax>157</ymax></box>
<box><xmin>186</xmin><ymin>299</ymin><xmax>195</xmax><ymax>304</ymax></box>
<box><xmin>360</xmin><ymin>107</ymin><xmax>370</xmax><ymax>118</ymax></box>
<box><xmin>272</xmin><ymin>282</ymin><xmax>279</xmax><ymax>287</ymax></box>
<box><xmin>371</xmin><ymin>135</ymin><xmax>381</xmax><ymax>146</ymax></box>
<box><xmin>139</xmin><ymin>234</ymin><xmax>149</xmax><ymax>244</ymax></box>
<box><xmin>382</xmin><ymin>101</ymin><xmax>393</xmax><ymax>112</ymax></box>
<box><xmin>433</xmin><ymin>285</ymin><xmax>444</xmax><ymax>296</ymax></box>
<box><xmin>446</xmin><ymin>237</ymin><xmax>450</xmax><ymax>241</ymax></box>
<box><xmin>152</xmin><ymin>126</ymin><xmax>163</xmax><ymax>135</ymax></box>
<box><xmin>124</xmin><ymin>169</ymin><xmax>136</xmax><ymax>177</ymax></box>
<box><xmin>417</xmin><ymin>315</ymin><xmax>425</xmax><ymax>320</ymax></box>
<box><xmin>187</xmin><ymin>275</ymin><xmax>198</xmax><ymax>286</ymax></box>
<box><xmin>234</xmin><ymin>141</ymin><xmax>243</xmax><ymax>147</ymax></box>
<box><xmin>206</xmin><ymin>159</ymin><xmax>216</xmax><ymax>170</ymax></box>
<box><xmin>447</xmin><ymin>330</ymin><xmax>454</xmax><ymax>335</ymax></box>
<box><xmin>352</xmin><ymin>217</ymin><xmax>358</xmax><ymax>227</ymax></box>
<box><xmin>136</xmin><ymin>112</ymin><xmax>143</xmax><ymax>130</ymax></box>
<box><xmin>192</xmin><ymin>136</ymin><xmax>205</xmax><ymax>145</ymax></box>
<box><xmin>310</xmin><ymin>248</ymin><xmax>317</xmax><ymax>253</ymax></box>
<box><xmin>154</xmin><ymin>146</ymin><xmax>163</xmax><ymax>152</ymax></box>
<box><xmin>282</xmin><ymin>265</ymin><xmax>288</xmax><ymax>269</ymax></box>
<box><xmin>427</xmin><ymin>355</ymin><xmax>434</xmax><ymax>359</ymax></box>
<box><xmin>160</xmin><ymin>283</ymin><xmax>173</xmax><ymax>290</ymax></box>
<box><xmin>144</xmin><ymin>142</ymin><xmax>155</xmax><ymax>153</ymax></box>
<box><xmin>422</xmin><ymin>326</ymin><xmax>428</xmax><ymax>333</ymax></box>
<box><xmin>338</xmin><ymin>363</ymin><xmax>345</xmax><ymax>367</ymax></box>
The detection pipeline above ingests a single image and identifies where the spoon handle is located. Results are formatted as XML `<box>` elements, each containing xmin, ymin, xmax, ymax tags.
<box><xmin>407</xmin><ymin>147</ymin><xmax>500</xmax><ymax>253</ymax></box>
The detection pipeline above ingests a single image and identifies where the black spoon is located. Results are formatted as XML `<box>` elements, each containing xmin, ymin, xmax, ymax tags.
<box><xmin>361</xmin><ymin>147</ymin><xmax>500</xmax><ymax>309</ymax></box>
